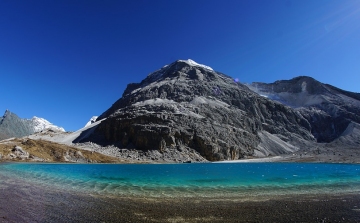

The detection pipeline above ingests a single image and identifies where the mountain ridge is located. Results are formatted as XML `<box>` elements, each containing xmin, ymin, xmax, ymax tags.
<box><xmin>0</xmin><ymin>110</ymin><xmax>65</xmax><ymax>141</ymax></box>
<box><xmin>247</xmin><ymin>76</ymin><xmax>360</xmax><ymax>143</ymax></box>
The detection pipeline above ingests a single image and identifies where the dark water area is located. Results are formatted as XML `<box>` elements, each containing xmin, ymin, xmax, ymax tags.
<box><xmin>1</xmin><ymin>162</ymin><xmax>360</xmax><ymax>222</ymax></box>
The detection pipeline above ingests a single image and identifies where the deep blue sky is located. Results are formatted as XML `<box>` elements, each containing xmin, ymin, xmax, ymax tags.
<box><xmin>1</xmin><ymin>0</ymin><xmax>360</xmax><ymax>131</ymax></box>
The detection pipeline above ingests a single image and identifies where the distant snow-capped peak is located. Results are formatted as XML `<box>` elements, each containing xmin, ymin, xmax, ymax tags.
<box><xmin>31</xmin><ymin>116</ymin><xmax>65</xmax><ymax>132</ymax></box>
<box><xmin>85</xmin><ymin>116</ymin><xmax>98</xmax><ymax>127</ymax></box>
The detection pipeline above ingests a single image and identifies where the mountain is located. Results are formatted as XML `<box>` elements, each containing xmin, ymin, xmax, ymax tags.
<box><xmin>247</xmin><ymin>76</ymin><xmax>360</xmax><ymax>144</ymax></box>
<box><xmin>77</xmin><ymin>59</ymin><xmax>324</xmax><ymax>161</ymax></box>
<box><xmin>0</xmin><ymin>110</ymin><xmax>65</xmax><ymax>140</ymax></box>
<box><xmin>31</xmin><ymin>116</ymin><xmax>65</xmax><ymax>133</ymax></box>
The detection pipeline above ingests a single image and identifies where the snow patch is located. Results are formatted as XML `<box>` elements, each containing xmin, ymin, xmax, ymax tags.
<box><xmin>246</xmin><ymin>83</ymin><xmax>325</xmax><ymax>107</ymax></box>
<box><xmin>85</xmin><ymin>116</ymin><xmax>98</xmax><ymax>127</ymax></box>
<box><xmin>29</xmin><ymin>118</ymin><xmax>106</xmax><ymax>145</ymax></box>
<box><xmin>179</xmin><ymin>59</ymin><xmax>214</xmax><ymax>71</ymax></box>
<box><xmin>31</xmin><ymin>116</ymin><xmax>65</xmax><ymax>132</ymax></box>
<box><xmin>190</xmin><ymin>96</ymin><xmax>230</xmax><ymax>108</ymax></box>
<box><xmin>130</xmin><ymin>88</ymin><xmax>142</xmax><ymax>94</ymax></box>
<box><xmin>301</xmin><ymin>81</ymin><xmax>307</xmax><ymax>92</ymax></box>
<box><xmin>132</xmin><ymin>98</ymin><xmax>177</xmax><ymax>107</ymax></box>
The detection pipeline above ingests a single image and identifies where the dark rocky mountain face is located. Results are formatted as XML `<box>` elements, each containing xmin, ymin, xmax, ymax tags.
<box><xmin>248</xmin><ymin>76</ymin><xmax>360</xmax><ymax>143</ymax></box>
<box><xmin>0</xmin><ymin>110</ymin><xmax>34</xmax><ymax>140</ymax></box>
<box><xmin>81</xmin><ymin>60</ymin><xmax>317</xmax><ymax>161</ymax></box>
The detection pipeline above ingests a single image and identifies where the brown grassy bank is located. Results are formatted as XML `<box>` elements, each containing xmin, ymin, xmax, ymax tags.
<box><xmin>0</xmin><ymin>138</ymin><xmax>121</xmax><ymax>163</ymax></box>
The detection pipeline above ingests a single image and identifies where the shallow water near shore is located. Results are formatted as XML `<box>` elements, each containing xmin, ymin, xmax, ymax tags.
<box><xmin>1</xmin><ymin>162</ymin><xmax>360</xmax><ymax>198</ymax></box>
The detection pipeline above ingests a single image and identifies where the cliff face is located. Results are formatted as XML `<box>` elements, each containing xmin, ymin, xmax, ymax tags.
<box><xmin>80</xmin><ymin>60</ymin><xmax>316</xmax><ymax>161</ymax></box>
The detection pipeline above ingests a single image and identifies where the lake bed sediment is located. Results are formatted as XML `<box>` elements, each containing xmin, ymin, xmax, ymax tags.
<box><xmin>1</xmin><ymin>177</ymin><xmax>360</xmax><ymax>223</ymax></box>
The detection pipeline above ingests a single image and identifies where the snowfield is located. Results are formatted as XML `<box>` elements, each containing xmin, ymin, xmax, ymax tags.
<box><xmin>31</xmin><ymin>116</ymin><xmax>65</xmax><ymax>132</ymax></box>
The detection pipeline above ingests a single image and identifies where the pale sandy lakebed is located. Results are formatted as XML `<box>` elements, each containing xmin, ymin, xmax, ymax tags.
<box><xmin>1</xmin><ymin>162</ymin><xmax>360</xmax><ymax>222</ymax></box>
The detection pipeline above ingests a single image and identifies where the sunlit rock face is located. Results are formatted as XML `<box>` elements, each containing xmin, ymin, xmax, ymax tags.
<box><xmin>79</xmin><ymin>60</ymin><xmax>319</xmax><ymax>161</ymax></box>
<box><xmin>0</xmin><ymin>110</ymin><xmax>34</xmax><ymax>140</ymax></box>
<box><xmin>248</xmin><ymin>76</ymin><xmax>360</xmax><ymax>143</ymax></box>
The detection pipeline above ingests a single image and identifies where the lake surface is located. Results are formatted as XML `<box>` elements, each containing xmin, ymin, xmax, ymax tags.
<box><xmin>1</xmin><ymin>162</ymin><xmax>360</xmax><ymax>198</ymax></box>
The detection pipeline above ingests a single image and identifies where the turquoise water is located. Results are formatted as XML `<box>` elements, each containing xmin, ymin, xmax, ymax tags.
<box><xmin>1</xmin><ymin>163</ymin><xmax>360</xmax><ymax>197</ymax></box>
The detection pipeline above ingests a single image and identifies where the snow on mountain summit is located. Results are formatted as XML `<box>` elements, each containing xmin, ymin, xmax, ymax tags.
<box><xmin>145</xmin><ymin>59</ymin><xmax>214</xmax><ymax>83</ymax></box>
<box><xmin>179</xmin><ymin>59</ymin><xmax>214</xmax><ymax>71</ymax></box>
<box><xmin>31</xmin><ymin>116</ymin><xmax>65</xmax><ymax>132</ymax></box>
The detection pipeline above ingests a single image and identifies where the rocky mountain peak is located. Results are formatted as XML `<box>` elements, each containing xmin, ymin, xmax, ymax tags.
<box><xmin>81</xmin><ymin>60</ymin><xmax>322</xmax><ymax>161</ymax></box>
<box><xmin>0</xmin><ymin>110</ymin><xmax>65</xmax><ymax>140</ymax></box>
<box><xmin>2</xmin><ymin>109</ymin><xmax>16</xmax><ymax>121</ymax></box>
<box><xmin>3</xmin><ymin>109</ymin><xmax>11</xmax><ymax>118</ymax></box>
<box><xmin>101</xmin><ymin>59</ymin><xmax>237</xmax><ymax>120</ymax></box>
<box><xmin>141</xmin><ymin>59</ymin><xmax>217</xmax><ymax>85</ymax></box>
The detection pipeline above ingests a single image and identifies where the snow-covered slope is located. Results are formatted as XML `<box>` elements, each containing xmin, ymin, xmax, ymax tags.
<box><xmin>29</xmin><ymin>118</ymin><xmax>105</xmax><ymax>145</ymax></box>
<box><xmin>142</xmin><ymin>59</ymin><xmax>214</xmax><ymax>85</ymax></box>
<box><xmin>31</xmin><ymin>116</ymin><xmax>65</xmax><ymax>132</ymax></box>
<box><xmin>85</xmin><ymin>116</ymin><xmax>98</xmax><ymax>127</ymax></box>
<box><xmin>178</xmin><ymin>59</ymin><xmax>214</xmax><ymax>71</ymax></box>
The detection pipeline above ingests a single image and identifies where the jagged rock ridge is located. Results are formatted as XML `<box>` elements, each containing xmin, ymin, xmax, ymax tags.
<box><xmin>247</xmin><ymin>76</ymin><xmax>360</xmax><ymax>143</ymax></box>
<box><xmin>0</xmin><ymin>110</ymin><xmax>65</xmax><ymax>140</ymax></box>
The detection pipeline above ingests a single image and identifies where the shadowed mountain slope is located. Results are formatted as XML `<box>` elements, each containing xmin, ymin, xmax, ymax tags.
<box><xmin>248</xmin><ymin>76</ymin><xmax>360</xmax><ymax>143</ymax></box>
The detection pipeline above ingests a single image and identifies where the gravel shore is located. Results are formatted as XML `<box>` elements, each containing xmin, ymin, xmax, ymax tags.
<box><xmin>1</xmin><ymin>174</ymin><xmax>360</xmax><ymax>223</ymax></box>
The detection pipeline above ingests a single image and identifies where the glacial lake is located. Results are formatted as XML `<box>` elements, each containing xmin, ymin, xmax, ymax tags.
<box><xmin>1</xmin><ymin>163</ymin><xmax>360</xmax><ymax>198</ymax></box>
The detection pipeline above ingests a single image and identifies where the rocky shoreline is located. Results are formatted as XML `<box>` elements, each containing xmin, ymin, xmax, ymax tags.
<box><xmin>1</xmin><ymin>135</ymin><xmax>360</xmax><ymax>163</ymax></box>
<box><xmin>0</xmin><ymin>173</ymin><xmax>359</xmax><ymax>223</ymax></box>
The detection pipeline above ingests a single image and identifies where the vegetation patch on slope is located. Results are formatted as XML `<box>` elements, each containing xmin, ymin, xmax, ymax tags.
<box><xmin>0</xmin><ymin>138</ymin><xmax>121</xmax><ymax>163</ymax></box>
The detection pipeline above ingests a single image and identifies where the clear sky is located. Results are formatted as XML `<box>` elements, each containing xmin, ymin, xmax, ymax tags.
<box><xmin>1</xmin><ymin>0</ymin><xmax>360</xmax><ymax>131</ymax></box>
